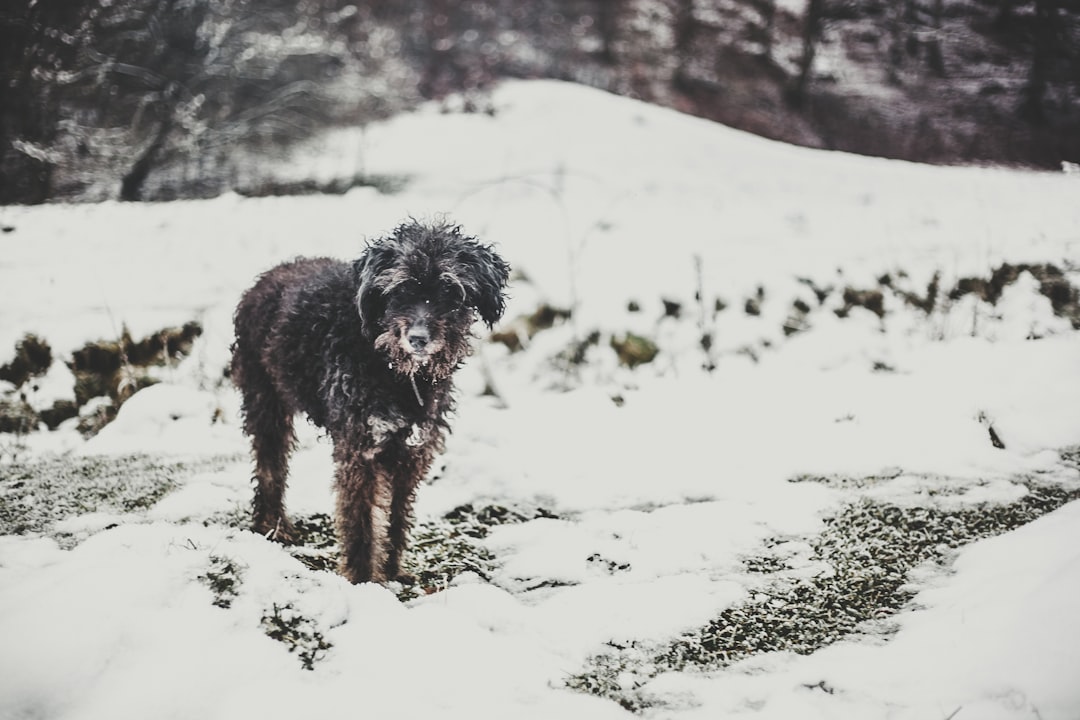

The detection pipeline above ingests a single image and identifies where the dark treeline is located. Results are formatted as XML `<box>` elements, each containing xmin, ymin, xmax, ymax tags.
<box><xmin>2</xmin><ymin>0</ymin><xmax>1078</xmax><ymax>204</ymax></box>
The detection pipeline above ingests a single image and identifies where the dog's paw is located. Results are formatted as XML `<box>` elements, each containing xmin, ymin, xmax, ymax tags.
<box><xmin>392</xmin><ymin>571</ymin><xmax>418</xmax><ymax>586</ymax></box>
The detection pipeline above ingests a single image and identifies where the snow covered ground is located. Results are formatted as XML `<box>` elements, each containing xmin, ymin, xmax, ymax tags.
<box><xmin>1</xmin><ymin>80</ymin><xmax>1079</xmax><ymax>720</ymax></box>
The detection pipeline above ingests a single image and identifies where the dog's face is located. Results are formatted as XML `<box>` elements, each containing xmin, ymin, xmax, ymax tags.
<box><xmin>354</xmin><ymin>221</ymin><xmax>510</xmax><ymax>381</ymax></box>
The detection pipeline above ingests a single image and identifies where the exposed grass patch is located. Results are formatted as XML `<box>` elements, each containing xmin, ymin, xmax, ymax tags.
<box><xmin>0</xmin><ymin>454</ymin><xmax>232</xmax><ymax>546</ymax></box>
<box><xmin>950</xmin><ymin>263</ymin><xmax>1080</xmax><ymax>328</ymax></box>
<box><xmin>255</xmin><ymin>503</ymin><xmax>557</xmax><ymax>600</ymax></box>
<box><xmin>285</xmin><ymin>512</ymin><xmax>341</xmax><ymax>574</ymax></box>
<box><xmin>0</xmin><ymin>323</ymin><xmax>204</xmax><ymax>440</ymax></box>
<box><xmin>0</xmin><ymin>455</ymin><xmax>181</xmax><ymax>540</ymax></box>
<box><xmin>610</xmin><ymin>333</ymin><xmax>660</xmax><ymax>368</ymax></box>
<box><xmin>567</xmin><ymin>479</ymin><xmax>1080</xmax><ymax>712</ymax></box>
<box><xmin>787</xmin><ymin>468</ymin><xmax>904</xmax><ymax>490</ymax></box>
<box><xmin>822</xmin><ymin>263</ymin><xmax>1079</xmax><ymax>328</ymax></box>
<box><xmin>200</xmin><ymin>554</ymin><xmax>245</xmax><ymax>609</ymax></box>
<box><xmin>554</xmin><ymin>330</ymin><xmax>601</xmax><ymax>372</ymax></box>
<box><xmin>883</xmin><ymin>270</ymin><xmax>940</xmax><ymax>314</ymax></box>
<box><xmin>740</xmin><ymin>537</ymin><xmax>792</xmax><ymax>574</ymax></box>
<box><xmin>201</xmin><ymin>502</ymin><xmax>252</xmax><ymax>534</ymax></box>
<box><xmin>564</xmin><ymin>641</ymin><xmax>657</xmax><ymax>712</ymax></box>
<box><xmin>834</xmin><ymin>287</ymin><xmax>886</xmax><ymax>319</ymax></box>
<box><xmin>399</xmin><ymin>503</ymin><xmax>558</xmax><ymax>601</ymax></box>
<box><xmin>491</xmin><ymin>303</ymin><xmax>573</xmax><ymax>353</ymax></box>
<box><xmin>71</xmin><ymin>322</ymin><xmax>203</xmax><ymax>436</ymax></box>
<box><xmin>0</xmin><ymin>334</ymin><xmax>53</xmax><ymax>387</ymax></box>
<box><xmin>260</xmin><ymin>602</ymin><xmax>333</xmax><ymax>670</ymax></box>
<box><xmin>1060</xmin><ymin>446</ymin><xmax>1080</xmax><ymax>471</ymax></box>
<box><xmin>782</xmin><ymin>299</ymin><xmax>812</xmax><ymax>336</ymax></box>
<box><xmin>0</xmin><ymin>397</ymin><xmax>38</xmax><ymax>434</ymax></box>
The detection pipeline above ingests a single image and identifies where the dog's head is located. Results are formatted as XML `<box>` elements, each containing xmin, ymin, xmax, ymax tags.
<box><xmin>354</xmin><ymin>220</ymin><xmax>510</xmax><ymax>380</ymax></box>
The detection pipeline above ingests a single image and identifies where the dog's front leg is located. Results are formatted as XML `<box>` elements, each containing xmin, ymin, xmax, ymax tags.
<box><xmin>384</xmin><ymin>426</ymin><xmax>440</xmax><ymax>584</ymax></box>
<box><xmin>332</xmin><ymin>444</ymin><xmax>393</xmax><ymax>584</ymax></box>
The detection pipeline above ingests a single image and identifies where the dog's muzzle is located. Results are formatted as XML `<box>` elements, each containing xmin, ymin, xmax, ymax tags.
<box><xmin>402</xmin><ymin>304</ymin><xmax>434</xmax><ymax>360</ymax></box>
<box><xmin>406</xmin><ymin>324</ymin><xmax>431</xmax><ymax>355</ymax></box>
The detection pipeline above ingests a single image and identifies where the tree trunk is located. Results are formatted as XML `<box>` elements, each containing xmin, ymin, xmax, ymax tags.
<box><xmin>1020</xmin><ymin>0</ymin><xmax>1056</xmax><ymax>124</ymax></box>
<box><xmin>925</xmin><ymin>0</ymin><xmax>946</xmax><ymax>78</ymax></box>
<box><xmin>596</xmin><ymin>0</ymin><xmax>622</xmax><ymax>65</ymax></box>
<box><xmin>0</xmin><ymin>3</ymin><xmax>76</xmax><ymax>203</ymax></box>
<box><xmin>120</xmin><ymin>86</ymin><xmax>178</xmax><ymax>201</ymax></box>
<box><xmin>760</xmin><ymin>0</ymin><xmax>776</xmax><ymax>59</ymax></box>
<box><xmin>788</xmin><ymin>0</ymin><xmax>825</xmax><ymax>108</ymax></box>
<box><xmin>672</xmin><ymin>0</ymin><xmax>697</xmax><ymax>84</ymax></box>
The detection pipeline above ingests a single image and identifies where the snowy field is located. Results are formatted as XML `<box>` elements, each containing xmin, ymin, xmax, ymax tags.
<box><xmin>1</xmin><ymin>80</ymin><xmax>1080</xmax><ymax>720</ymax></box>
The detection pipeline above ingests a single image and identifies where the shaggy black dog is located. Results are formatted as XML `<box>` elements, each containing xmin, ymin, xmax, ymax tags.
<box><xmin>231</xmin><ymin>220</ymin><xmax>509</xmax><ymax>584</ymax></box>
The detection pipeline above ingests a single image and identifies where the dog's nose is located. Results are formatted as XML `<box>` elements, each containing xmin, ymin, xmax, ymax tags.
<box><xmin>407</xmin><ymin>326</ymin><xmax>430</xmax><ymax>352</ymax></box>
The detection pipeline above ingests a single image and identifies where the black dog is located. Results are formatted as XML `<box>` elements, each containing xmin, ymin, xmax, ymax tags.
<box><xmin>231</xmin><ymin>220</ymin><xmax>509</xmax><ymax>584</ymax></box>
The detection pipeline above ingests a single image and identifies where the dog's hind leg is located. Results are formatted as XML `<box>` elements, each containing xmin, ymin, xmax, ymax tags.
<box><xmin>236</xmin><ymin>359</ymin><xmax>298</xmax><ymax>544</ymax></box>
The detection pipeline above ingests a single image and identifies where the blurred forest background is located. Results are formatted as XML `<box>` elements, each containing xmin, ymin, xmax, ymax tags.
<box><xmin>2</xmin><ymin>0</ymin><xmax>1078</xmax><ymax>204</ymax></box>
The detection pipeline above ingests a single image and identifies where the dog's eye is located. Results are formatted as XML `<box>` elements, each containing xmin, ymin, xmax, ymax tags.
<box><xmin>440</xmin><ymin>278</ymin><xmax>467</xmax><ymax>305</ymax></box>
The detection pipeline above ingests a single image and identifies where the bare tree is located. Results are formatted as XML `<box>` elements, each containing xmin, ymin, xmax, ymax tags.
<box><xmin>595</xmin><ymin>0</ymin><xmax>624</xmax><ymax>64</ymax></box>
<box><xmin>0</xmin><ymin>2</ymin><xmax>84</xmax><ymax>203</ymax></box>
<box><xmin>1020</xmin><ymin>0</ymin><xmax>1059</xmax><ymax>123</ymax></box>
<box><xmin>756</xmin><ymin>0</ymin><xmax>777</xmax><ymax>59</ymax></box>
<box><xmin>885</xmin><ymin>1</ymin><xmax>911</xmax><ymax>84</ymax></box>
<box><xmin>789</xmin><ymin>0</ymin><xmax>825</xmax><ymax>108</ymax></box>
<box><xmin>672</xmin><ymin>0</ymin><xmax>697</xmax><ymax>82</ymax></box>
<box><xmin>0</xmin><ymin>0</ymin><xmax>416</xmax><ymax>202</ymax></box>
<box><xmin>925</xmin><ymin>0</ymin><xmax>946</xmax><ymax>78</ymax></box>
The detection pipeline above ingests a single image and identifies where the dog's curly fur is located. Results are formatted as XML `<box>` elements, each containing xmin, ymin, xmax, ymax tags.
<box><xmin>231</xmin><ymin>220</ymin><xmax>509</xmax><ymax>584</ymax></box>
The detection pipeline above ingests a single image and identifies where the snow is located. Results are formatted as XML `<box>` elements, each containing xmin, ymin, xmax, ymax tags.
<box><xmin>81</xmin><ymin>383</ymin><xmax>238</xmax><ymax>457</ymax></box>
<box><xmin>647</xmin><ymin>501</ymin><xmax>1080</xmax><ymax>720</ymax></box>
<box><xmin>1</xmin><ymin>79</ymin><xmax>1080</xmax><ymax>719</ymax></box>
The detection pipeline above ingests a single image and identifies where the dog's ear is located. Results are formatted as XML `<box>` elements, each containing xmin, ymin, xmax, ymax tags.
<box><xmin>354</xmin><ymin>241</ymin><xmax>397</xmax><ymax>336</ymax></box>
<box><xmin>456</xmin><ymin>241</ymin><xmax>511</xmax><ymax>328</ymax></box>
